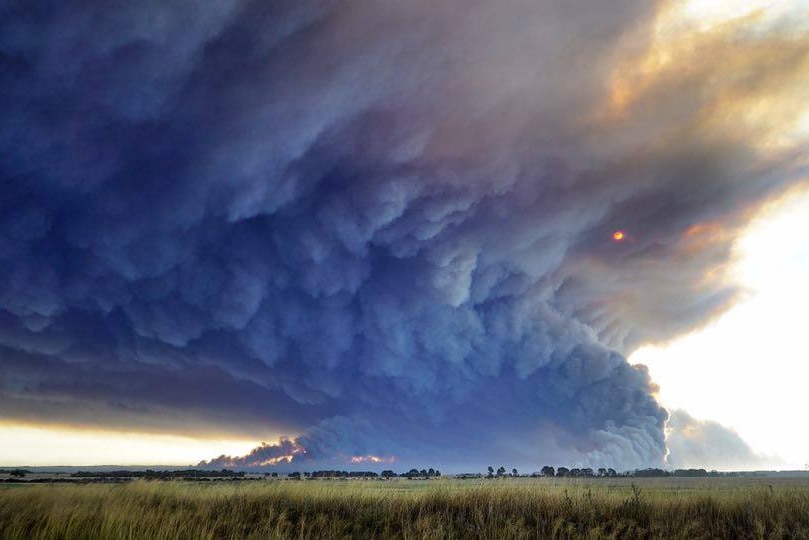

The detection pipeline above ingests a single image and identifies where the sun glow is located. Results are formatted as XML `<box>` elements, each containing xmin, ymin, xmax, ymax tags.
<box><xmin>670</xmin><ymin>0</ymin><xmax>787</xmax><ymax>31</ymax></box>
<box><xmin>0</xmin><ymin>424</ymin><xmax>263</xmax><ymax>467</ymax></box>
<box><xmin>612</xmin><ymin>231</ymin><xmax>626</xmax><ymax>242</ymax></box>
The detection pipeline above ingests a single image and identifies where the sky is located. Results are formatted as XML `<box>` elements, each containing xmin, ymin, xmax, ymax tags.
<box><xmin>633</xmin><ymin>186</ymin><xmax>809</xmax><ymax>470</ymax></box>
<box><xmin>1</xmin><ymin>0</ymin><xmax>808</xmax><ymax>471</ymax></box>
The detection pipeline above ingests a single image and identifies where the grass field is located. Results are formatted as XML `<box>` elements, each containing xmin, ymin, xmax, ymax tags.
<box><xmin>2</xmin><ymin>477</ymin><xmax>809</xmax><ymax>539</ymax></box>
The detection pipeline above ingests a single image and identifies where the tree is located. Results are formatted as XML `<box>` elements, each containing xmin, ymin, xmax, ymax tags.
<box><xmin>598</xmin><ymin>468</ymin><xmax>607</xmax><ymax>477</ymax></box>
<box><xmin>420</xmin><ymin>469</ymin><xmax>428</xmax><ymax>477</ymax></box>
<box><xmin>512</xmin><ymin>468</ymin><xmax>518</xmax><ymax>477</ymax></box>
<box><xmin>487</xmin><ymin>466</ymin><xmax>494</xmax><ymax>478</ymax></box>
<box><xmin>556</xmin><ymin>467</ymin><xmax>570</xmax><ymax>477</ymax></box>
<box><xmin>497</xmin><ymin>466</ymin><xmax>506</xmax><ymax>477</ymax></box>
<box><xmin>607</xmin><ymin>468</ymin><xmax>617</xmax><ymax>477</ymax></box>
<box><xmin>634</xmin><ymin>468</ymin><xmax>669</xmax><ymax>478</ymax></box>
<box><xmin>381</xmin><ymin>470</ymin><xmax>396</xmax><ymax>478</ymax></box>
<box><xmin>9</xmin><ymin>469</ymin><xmax>25</xmax><ymax>478</ymax></box>
<box><xmin>428</xmin><ymin>468</ymin><xmax>436</xmax><ymax>477</ymax></box>
<box><xmin>541</xmin><ymin>466</ymin><xmax>555</xmax><ymax>477</ymax></box>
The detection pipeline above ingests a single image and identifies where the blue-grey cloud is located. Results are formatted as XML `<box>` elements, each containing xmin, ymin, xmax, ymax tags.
<box><xmin>1</xmin><ymin>0</ymin><xmax>807</xmax><ymax>470</ymax></box>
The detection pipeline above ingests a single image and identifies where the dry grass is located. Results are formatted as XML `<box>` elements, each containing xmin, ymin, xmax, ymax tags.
<box><xmin>2</xmin><ymin>478</ymin><xmax>809</xmax><ymax>538</ymax></box>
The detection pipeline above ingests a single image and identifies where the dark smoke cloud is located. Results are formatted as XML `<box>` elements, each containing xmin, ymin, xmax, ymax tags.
<box><xmin>1</xmin><ymin>0</ymin><xmax>807</xmax><ymax>469</ymax></box>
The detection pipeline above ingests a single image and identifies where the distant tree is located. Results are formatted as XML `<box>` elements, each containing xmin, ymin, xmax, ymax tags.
<box><xmin>303</xmin><ymin>472</ymin><xmax>311</xmax><ymax>478</ymax></box>
<box><xmin>288</xmin><ymin>472</ymin><xmax>301</xmax><ymax>480</ymax></box>
<box><xmin>582</xmin><ymin>468</ymin><xmax>594</xmax><ymax>477</ymax></box>
<box><xmin>570</xmin><ymin>468</ymin><xmax>581</xmax><ymax>477</ymax></box>
<box><xmin>673</xmin><ymin>469</ymin><xmax>708</xmax><ymax>478</ymax></box>
<box><xmin>381</xmin><ymin>470</ymin><xmax>396</xmax><ymax>478</ymax></box>
<box><xmin>633</xmin><ymin>468</ymin><xmax>669</xmax><ymax>478</ymax></box>
<box><xmin>9</xmin><ymin>469</ymin><xmax>25</xmax><ymax>478</ymax></box>
<box><xmin>598</xmin><ymin>468</ymin><xmax>607</xmax><ymax>477</ymax></box>
<box><xmin>541</xmin><ymin>466</ymin><xmax>555</xmax><ymax>477</ymax></box>
<box><xmin>428</xmin><ymin>468</ymin><xmax>436</xmax><ymax>477</ymax></box>
<box><xmin>420</xmin><ymin>469</ymin><xmax>428</xmax><ymax>477</ymax></box>
<box><xmin>512</xmin><ymin>468</ymin><xmax>518</xmax><ymax>477</ymax></box>
<box><xmin>487</xmin><ymin>466</ymin><xmax>494</xmax><ymax>478</ymax></box>
<box><xmin>556</xmin><ymin>467</ymin><xmax>570</xmax><ymax>477</ymax></box>
<box><xmin>607</xmin><ymin>468</ymin><xmax>617</xmax><ymax>477</ymax></box>
<box><xmin>497</xmin><ymin>466</ymin><xmax>506</xmax><ymax>477</ymax></box>
<box><xmin>435</xmin><ymin>470</ymin><xmax>441</xmax><ymax>477</ymax></box>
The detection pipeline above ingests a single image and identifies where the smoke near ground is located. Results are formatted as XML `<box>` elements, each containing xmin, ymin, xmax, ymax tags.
<box><xmin>665</xmin><ymin>410</ymin><xmax>768</xmax><ymax>471</ymax></box>
<box><xmin>1</xmin><ymin>1</ymin><xmax>807</xmax><ymax>470</ymax></box>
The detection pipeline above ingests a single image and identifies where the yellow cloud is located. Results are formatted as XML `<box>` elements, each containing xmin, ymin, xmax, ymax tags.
<box><xmin>597</xmin><ymin>0</ymin><xmax>809</xmax><ymax>154</ymax></box>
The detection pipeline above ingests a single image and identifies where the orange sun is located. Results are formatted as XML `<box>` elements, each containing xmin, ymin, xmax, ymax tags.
<box><xmin>613</xmin><ymin>231</ymin><xmax>625</xmax><ymax>242</ymax></box>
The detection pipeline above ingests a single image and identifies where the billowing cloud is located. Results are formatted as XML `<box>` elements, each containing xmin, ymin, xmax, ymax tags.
<box><xmin>665</xmin><ymin>410</ymin><xmax>769</xmax><ymax>471</ymax></box>
<box><xmin>0</xmin><ymin>0</ymin><xmax>807</xmax><ymax>470</ymax></box>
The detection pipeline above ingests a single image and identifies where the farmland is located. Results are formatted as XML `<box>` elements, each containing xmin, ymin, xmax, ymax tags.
<box><xmin>2</xmin><ymin>476</ymin><xmax>809</xmax><ymax>538</ymax></box>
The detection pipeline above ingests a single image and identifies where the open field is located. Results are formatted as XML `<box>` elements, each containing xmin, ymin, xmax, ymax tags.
<box><xmin>2</xmin><ymin>477</ymin><xmax>809</xmax><ymax>539</ymax></box>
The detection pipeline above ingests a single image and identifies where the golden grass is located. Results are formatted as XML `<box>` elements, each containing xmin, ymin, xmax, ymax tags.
<box><xmin>2</xmin><ymin>478</ymin><xmax>809</xmax><ymax>539</ymax></box>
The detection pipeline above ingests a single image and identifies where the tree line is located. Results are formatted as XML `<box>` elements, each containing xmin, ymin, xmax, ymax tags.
<box><xmin>276</xmin><ymin>468</ymin><xmax>442</xmax><ymax>479</ymax></box>
<box><xmin>483</xmin><ymin>466</ymin><xmax>728</xmax><ymax>478</ymax></box>
<box><xmin>71</xmin><ymin>469</ymin><xmax>245</xmax><ymax>478</ymax></box>
<box><xmin>12</xmin><ymin>466</ymin><xmax>732</xmax><ymax>482</ymax></box>
<box><xmin>525</xmin><ymin>466</ymin><xmax>618</xmax><ymax>478</ymax></box>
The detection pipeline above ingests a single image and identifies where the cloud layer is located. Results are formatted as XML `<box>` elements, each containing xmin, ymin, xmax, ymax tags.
<box><xmin>1</xmin><ymin>0</ymin><xmax>807</xmax><ymax>469</ymax></box>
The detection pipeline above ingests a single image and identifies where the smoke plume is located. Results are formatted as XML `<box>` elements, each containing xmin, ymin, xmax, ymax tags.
<box><xmin>1</xmin><ymin>0</ymin><xmax>807</xmax><ymax>470</ymax></box>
